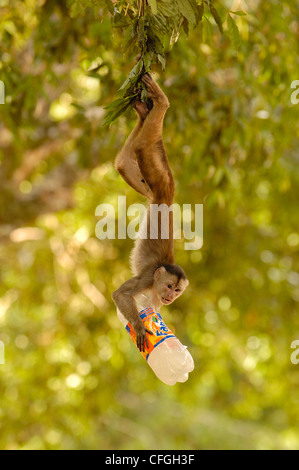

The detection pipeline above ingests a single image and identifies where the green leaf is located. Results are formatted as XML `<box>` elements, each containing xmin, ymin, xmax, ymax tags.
<box><xmin>138</xmin><ymin>16</ymin><xmax>145</xmax><ymax>51</ymax></box>
<box><xmin>112</xmin><ymin>13</ymin><xmax>131</xmax><ymax>28</ymax></box>
<box><xmin>188</xmin><ymin>0</ymin><xmax>202</xmax><ymax>26</ymax></box>
<box><xmin>203</xmin><ymin>17</ymin><xmax>213</xmax><ymax>44</ymax></box>
<box><xmin>213</xmin><ymin>168</ymin><xmax>225</xmax><ymax>186</ymax></box>
<box><xmin>119</xmin><ymin>59</ymin><xmax>143</xmax><ymax>93</ymax></box>
<box><xmin>104</xmin><ymin>96</ymin><xmax>135</xmax><ymax>126</ymax></box>
<box><xmin>150</xmin><ymin>13</ymin><xmax>170</xmax><ymax>34</ymax></box>
<box><xmin>104</xmin><ymin>97</ymin><xmax>128</xmax><ymax>110</ymax></box>
<box><xmin>146</xmin><ymin>30</ymin><xmax>164</xmax><ymax>56</ymax></box>
<box><xmin>182</xmin><ymin>17</ymin><xmax>189</xmax><ymax>37</ymax></box>
<box><xmin>170</xmin><ymin>16</ymin><xmax>184</xmax><ymax>48</ymax></box>
<box><xmin>144</xmin><ymin>52</ymin><xmax>155</xmax><ymax>71</ymax></box>
<box><xmin>158</xmin><ymin>0</ymin><xmax>179</xmax><ymax>18</ymax></box>
<box><xmin>176</xmin><ymin>0</ymin><xmax>197</xmax><ymax>27</ymax></box>
<box><xmin>140</xmin><ymin>84</ymin><xmax>148</xmax><ymax>102</ymax></box>
<box><xmin>123</xmin><ymin>24</ymin><xmax>137</xmax><ymax>51</ymax></box>
<box><xmin>148</xmin><ymin>0</ymin><xmax>158</xmax><ymax>15</ymax></box>
<box><xmin>227</xmin><ymin>14</ymin><xmax>241</xmax><ymax>49</ymax></box>
<box><xmin>158</xmin><ymin>53</ymin><xmax>166</xmax><ymax>70</ymax></box>
<box><xmin>104</xmin><ymin>0</ymin><xmax>114</xmax><ymax>15</ymax></box>
<box><xmin>69</xmin><ymin>1</ymin><xmax>85</xmax><ymax>18</ymax></box>
<box><xmin>197</xmin><ymin>2</ymin><xmax>204</xmax><ymax>22</ymax></box>
<box><xmin>118</xmin><ymin>77</ymin><xmax>131</xmax><ymax>93</ymax></box>
<box><xmin>231</xmin><ymin>11</ymin><xmax>247</xmax><ymax>16</ymax></box>
<box><xmin>210</xmin><ymin>5</ymin><xmax>223</xmax><ymax>34</ymax></box>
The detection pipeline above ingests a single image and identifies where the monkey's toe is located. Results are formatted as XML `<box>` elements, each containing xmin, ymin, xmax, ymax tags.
<box><xmin>142</xmin><ymin>74</ymin><xmax>153</xmax><ymax>86</ymax></box>
<box><xmin>142</xmin><ymin>75</ymin><xmax>162</xmax><ymax>100</ymax></box>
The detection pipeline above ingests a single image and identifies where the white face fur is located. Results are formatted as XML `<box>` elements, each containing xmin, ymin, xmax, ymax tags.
<box><xmin>153</xmin><ymin>267</ymin><xmax>189</xmax><ymax>306</ymax></box>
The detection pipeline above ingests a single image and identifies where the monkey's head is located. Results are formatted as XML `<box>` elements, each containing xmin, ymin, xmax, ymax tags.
<box><xmin>153</xmin><ymin>264</ymin><xmax>189</xmax><ymax>306</ymax></box>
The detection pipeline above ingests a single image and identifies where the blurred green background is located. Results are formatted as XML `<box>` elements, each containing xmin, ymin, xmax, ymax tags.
<box><xmin>0</xmin><ymin>0</ymin><xmax>299</xmax><ymax>450</ymax></box>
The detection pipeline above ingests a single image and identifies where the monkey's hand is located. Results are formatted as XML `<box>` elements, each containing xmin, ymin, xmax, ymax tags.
<box><xmin>133</xmin><ymin>322</ymin><xmax>153</xmax><ymax>353</ymax></box>
<box><xmin>141</xmin><ymin>74</ymin><xmax>170</xmax><ymax>109</ymax></box>
<box><xmin>112</xmin><ymin>280</ymin><xmax>153</xmax><ymax>352</ymax></box>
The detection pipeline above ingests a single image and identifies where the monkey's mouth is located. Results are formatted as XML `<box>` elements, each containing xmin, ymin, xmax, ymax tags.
<box><xmin>161</xmin><ymin>297</ymin><xmax>172</xmax><ymax>304</ymax></box>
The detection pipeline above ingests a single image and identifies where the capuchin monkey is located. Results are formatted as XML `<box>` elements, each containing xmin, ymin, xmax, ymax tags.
<box><xmin>112</xmin><ymin>73</ymin><xmax>189</xmax><ymax>352</ymax></box>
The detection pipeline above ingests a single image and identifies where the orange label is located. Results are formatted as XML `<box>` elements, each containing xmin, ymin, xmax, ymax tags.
<box><xmin>126</xmin><ymin>307</ymin><xmax>175</xmax><ymax>360</ymax></box>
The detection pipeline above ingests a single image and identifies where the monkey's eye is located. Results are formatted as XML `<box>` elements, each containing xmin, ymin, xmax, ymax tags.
<box><xmin>175</xmin><ymin>289</ymin><xmax>180</xmax><ymax>293</ymax></box>
<box><xmin>167</xmin><ymin>285</ymin><xmax>172</xmax><ymax>289</ymax></box>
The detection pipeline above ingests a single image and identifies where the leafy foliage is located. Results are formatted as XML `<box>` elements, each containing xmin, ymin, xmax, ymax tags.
<box><xmin>96</xmin><ymin>0</ymin><xmax>246</xmax><ymax>124</ymax></box>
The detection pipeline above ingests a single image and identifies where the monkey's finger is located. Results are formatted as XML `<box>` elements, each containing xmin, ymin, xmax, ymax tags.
<box><xmin>141</xmin><ymin>75</ymin><xmax>152</xmax><ymax>86</ymax></box>
<box><xmin>141</xmin><ymin>80</ymin><xmax>158</xmax><ymax>100</ymax></box>
<box><xmin>145</xmin><ymin>328</ymin><xmax>153</xmax><ymax>335</ymax></box>
<box><xmin>138</xmin><ymin>335</ymin><xmax>144</xmax><ymax>352</ymax></box>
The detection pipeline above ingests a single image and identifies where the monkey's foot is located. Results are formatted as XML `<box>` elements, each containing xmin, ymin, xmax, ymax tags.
<box><xmin>142</xmin><ymin>74</ymin><xmax>170</xmax><ymax>108</ymax></box>
<box><xmin>133</xmin><ymin>99</ymin><xmax>149</xmax><ymax>121</ymax></box>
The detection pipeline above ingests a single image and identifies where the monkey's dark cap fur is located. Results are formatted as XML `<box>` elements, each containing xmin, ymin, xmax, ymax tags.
<box><xmin>161</xmin><ymin>264</ymin><xmax>187</xmax><ymax>281</ymax></box>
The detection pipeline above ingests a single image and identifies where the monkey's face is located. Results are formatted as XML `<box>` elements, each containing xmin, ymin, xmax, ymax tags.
<box><xmin>153</xmin><ymin>267</ymin><xmax>189</xmax><ymax>306</ymax></box>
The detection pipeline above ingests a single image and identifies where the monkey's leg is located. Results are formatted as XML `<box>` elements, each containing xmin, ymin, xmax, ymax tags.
<box><xmin>134</xmin><ymin>143</ymin><xmax>175</xmax><ymax>205</ymax></box>
<box><xmin>135</xmin><ymin>78</ymin><xmax>174</xmax><ymax>205</ymax></box>
<box><xmin>114</xmin><ymin>107</ymin><xmax>153</xmax><ymax>199</ymax></box>
<box><xmin>131</xmin><ymin>76</ymin><xmax>175</xmax><ymax>269</ymax></box>
<box><xmin>139</xmin><ymin>74</ymin><xmax>170</xmax><ymax>140</ymax></box>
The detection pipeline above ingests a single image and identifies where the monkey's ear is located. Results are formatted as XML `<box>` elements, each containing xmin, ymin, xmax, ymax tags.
<box><xmin>179</xmin><ymin>278</ymin><xmax>189</xmax><ymax>291</ymax></box>
<box><xmin>154</xmin><ymin>266</ymin><xmax>166</xmax><ymax>281</ymax></box>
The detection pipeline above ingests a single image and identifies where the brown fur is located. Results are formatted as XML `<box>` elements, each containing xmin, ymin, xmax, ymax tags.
<box><xmin>112</xmin><ymin>74</ymin><xmax>188</xmax><ymax>351</ymax></box>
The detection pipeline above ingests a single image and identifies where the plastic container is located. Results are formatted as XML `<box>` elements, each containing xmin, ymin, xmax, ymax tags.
<box><xmin>117</xmin><ymin>293</ymin><xmax>194</xmax><ymax>385</ymax></box>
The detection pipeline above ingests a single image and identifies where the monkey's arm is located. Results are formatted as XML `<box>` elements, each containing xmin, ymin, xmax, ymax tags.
<box><xmin>114</xmin><ymin>110</ymin><xmax>153</xmax><ymax>198</ymax></box>
<box><xmin>112</xmin><ymin>276</ymin><xmax>153</xmax><ymax>352</ymax></box>
<box><xmin>115</xmin><ymin>117</ymin><xmax>142</xmax><ymax>165</ymax></box>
